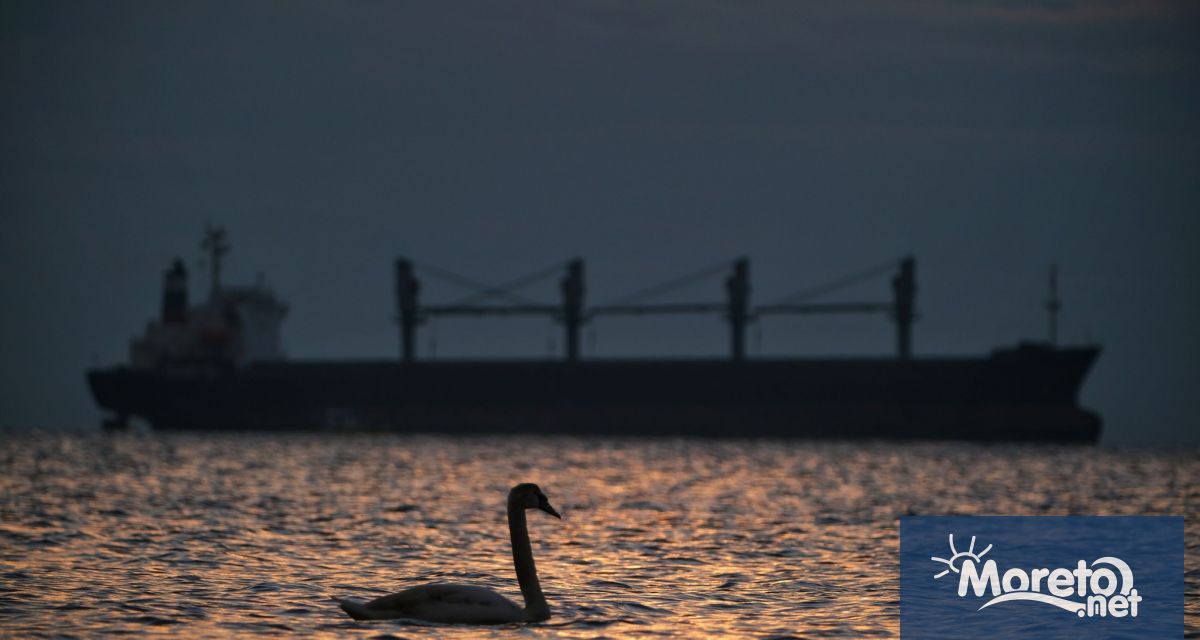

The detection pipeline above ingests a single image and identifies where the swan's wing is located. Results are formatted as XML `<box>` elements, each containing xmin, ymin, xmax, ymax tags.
<box><xmin>347</xmin><ymin>583</ymin><xmax>523</xmax><ymax>623</ymax></box>
<box><xmin>332</xmin><ymin>587</ymin><xmax>431</xmax><ymax>621</ymax></box>
<box><xmin>360</xmin><ymin>584</ymin><xmax>432</xmax><ymax>611</ymax></box>
<box><xmin>334</xmin><ymin>597</ymin><xmax>383</xmax><ymax>621</ymax></box>
<box><xmin>368</xmin><ymin>583</ymin><xmax>519</xmax><ymax>609</ymax></box>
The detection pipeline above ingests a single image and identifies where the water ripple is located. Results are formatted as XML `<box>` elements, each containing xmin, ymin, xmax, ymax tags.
<box><xmin>0</xmin><ymin>433</ymin><xmax>1195</xmax><ymax>638</ymax></box>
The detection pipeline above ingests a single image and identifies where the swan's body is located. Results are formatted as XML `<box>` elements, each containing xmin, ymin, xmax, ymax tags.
<box><xmin>336</xmin><ymin>583</ymin><xmax>526</xmax><ymax>623</ymax></box>
<box><xmin>335</xmin><ymin>483</ymin><xmax>561</xmax><ymax>624</ymax></box>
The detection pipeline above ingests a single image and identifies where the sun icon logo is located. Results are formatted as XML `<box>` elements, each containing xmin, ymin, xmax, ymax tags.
<box><xmin>930</xmin><ymin>534</ymin><xmax>992</xmax><ymax>579</ymax></box>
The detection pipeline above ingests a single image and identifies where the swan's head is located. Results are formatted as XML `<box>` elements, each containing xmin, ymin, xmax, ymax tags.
<box><xmin>510</xmin><ymin>483</ymin><xmax>561</xmax><ymax>519</ymax></box>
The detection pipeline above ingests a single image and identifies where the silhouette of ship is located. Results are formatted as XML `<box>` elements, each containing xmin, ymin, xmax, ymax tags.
<box><xmin>87</xmin><ymin>227</ymin><xmax>1101</xmax><ymax>441</ymax></box>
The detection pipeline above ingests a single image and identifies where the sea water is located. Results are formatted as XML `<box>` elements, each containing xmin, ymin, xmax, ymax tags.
<box><xmin>0</xmin><ymin>433</ymin><xmax>1195</xmax><ymax>638</ymax></box>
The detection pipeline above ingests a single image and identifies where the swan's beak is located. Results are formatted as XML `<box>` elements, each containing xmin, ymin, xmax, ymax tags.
<box><xmin>539</xmin><ymin>501</ymin><xmax>562</xmax><ymax>519</ymax></box>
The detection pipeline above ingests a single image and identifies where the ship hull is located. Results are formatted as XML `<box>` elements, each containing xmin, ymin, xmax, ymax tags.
<box><xmin>86</xmin><ymin>344</ymin><xmax>1101</xmax><ymax>441</ymax></box>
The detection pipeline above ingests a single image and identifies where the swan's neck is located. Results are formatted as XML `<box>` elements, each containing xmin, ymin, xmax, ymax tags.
<box><xmin>507</xmin><ymin>499</ymin><xmax>549</xmax><ymax>620</ymax></box>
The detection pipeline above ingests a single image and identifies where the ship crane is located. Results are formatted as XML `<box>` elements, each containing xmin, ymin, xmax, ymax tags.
<box><xmin>755</xmin><ymin>257</ymin><xmax>916</xmax><ymax>360</ymax></box>
<box><xmin>396</xmin><ymin>258</ymin><xmax>578</xmax><ymax>362</ymax></box>
<box><xmin>395</xmin><ymin>255</ymin><xmax>918</xmax><ymax>362</ymax></box>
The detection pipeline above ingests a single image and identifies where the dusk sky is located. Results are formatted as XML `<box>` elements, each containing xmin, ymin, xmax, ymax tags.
<box><xmin>2</xmin><ymin>1</ymin><xmax>1197</xmax><ymax>444</ymax></box>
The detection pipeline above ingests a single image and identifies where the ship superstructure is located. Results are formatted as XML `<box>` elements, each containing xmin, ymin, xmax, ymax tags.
<box><xmin>129</xmin><ymin>226</ymin><xmax>287</xmax><ymax>370</ymax></box>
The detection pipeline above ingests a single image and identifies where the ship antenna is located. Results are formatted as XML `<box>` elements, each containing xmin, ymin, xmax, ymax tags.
<box><xmin>201</xmin><ymin>224</ymin><xmax>230</xmax><ymax>301</ymax></box>
<box><xmin>1046</xmin><ymin>264</ymin><xmax>1060</xmax><ymax>346</ymax></box>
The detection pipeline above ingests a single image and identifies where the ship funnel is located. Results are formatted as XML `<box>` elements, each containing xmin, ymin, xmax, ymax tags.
<box><xmin>161</xmin><ymin>259</ymin><xmax>188</xmax><ymax>324</ymax></box>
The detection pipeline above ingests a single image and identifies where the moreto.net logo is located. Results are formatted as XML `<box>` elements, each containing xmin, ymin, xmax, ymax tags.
<box><xmin>930</xmin><ymin>533</ymin><xmax>1140</xmax><ymax>618</ymax></box>
<box><xmin>900</xmin><ymin>516</ymin><xmax>1182</xmax><ymax>639</ymax></box>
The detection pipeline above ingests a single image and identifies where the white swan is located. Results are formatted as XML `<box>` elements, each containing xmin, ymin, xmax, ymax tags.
<box><xmin>334</xmin><ymin>483</ymin><xmax>562</xmax><ymax>624</ymax></box>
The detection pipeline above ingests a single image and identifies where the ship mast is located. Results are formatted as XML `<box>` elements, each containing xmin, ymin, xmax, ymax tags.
<box><xmin>201</xmin><ymin>225</ymin><xmax>230</xmax><ymax>302</ymax></box>
<box><xmin>1046</xmin><ymin>264</ymin><xmax>1060</xmax><ymax>345</ymax></box>
<box><xmin>395</xmin><ymin>258</ymin><xmax>420</xmax><ymax>362</ymax></box>
<box><xmin>891</xmin><ymin>257</ymin><xmax>916</xmax><ymax>360</ymax></box>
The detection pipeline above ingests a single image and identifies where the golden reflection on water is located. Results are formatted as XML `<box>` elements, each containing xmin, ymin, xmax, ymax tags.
<box><xmin>0</xmin><ymin>434</ymin><xmax>1196</xmax><ymax>638</ymax></box>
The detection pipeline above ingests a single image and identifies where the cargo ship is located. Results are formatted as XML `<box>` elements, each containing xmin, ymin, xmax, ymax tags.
<box><xmin>87</xmin><ymin>228</ymin><xmax>1102</xmax><ymax>441</ymax></box>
